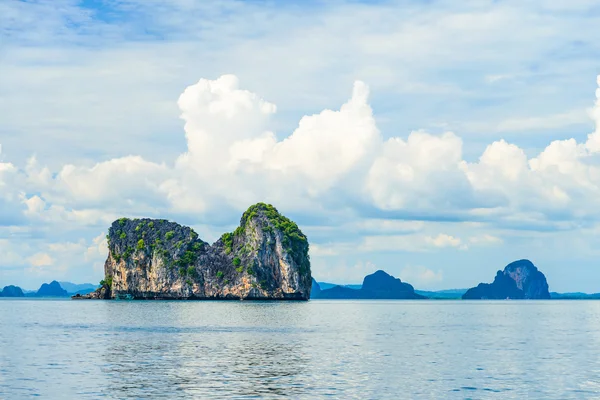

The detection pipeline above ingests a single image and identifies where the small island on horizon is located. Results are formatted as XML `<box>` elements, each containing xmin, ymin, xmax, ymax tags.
<box><xmin>2</xmin><ymin>204</ymin><xmax>599</xmax><ymax>301</ymax></box>
<box><xmin>3</xmin><ymin>258</ymin><xmax>600</xmax><ymax>301</ymax></box>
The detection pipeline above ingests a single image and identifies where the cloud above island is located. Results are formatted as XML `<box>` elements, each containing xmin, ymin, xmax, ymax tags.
<box><xmin>7</xmin><ymin>73</ymin><xmax>600</xmax><ymax>230</ymax></box>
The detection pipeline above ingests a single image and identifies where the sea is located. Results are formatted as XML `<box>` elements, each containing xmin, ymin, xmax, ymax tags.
<box><xmin>1</xmin><ymin>299</ymin><xmax>599</xmax><ymax>399</ymax></box>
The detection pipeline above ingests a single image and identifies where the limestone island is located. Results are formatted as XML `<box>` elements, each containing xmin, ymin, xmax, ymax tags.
<box><xmin>76</xmin><ymin>203</ymin><xmax>312</xmax><ymax>300</ymax></box>
<box><xmin>462</xmin><ymin>259</ymin><xmax>550</xmax><ymax>300</ymax></box>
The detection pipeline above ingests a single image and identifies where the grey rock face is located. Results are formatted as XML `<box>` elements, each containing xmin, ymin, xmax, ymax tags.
<box><xmin>82</xmin><ymin>203</ymin><xmax>311</xmax><ymax>300</ymax></box>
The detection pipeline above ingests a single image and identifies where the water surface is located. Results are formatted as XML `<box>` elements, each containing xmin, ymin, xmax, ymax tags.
<box><xmin>1</xmin><ymin>299</ymin><xmax>599</xmax><ymax>399</ymax></box>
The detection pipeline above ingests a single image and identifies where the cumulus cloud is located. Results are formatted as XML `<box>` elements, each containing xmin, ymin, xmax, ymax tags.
<box><xmin>266</xmin><ymin>81</ymin><xmax>379</xmax><ymax>192</ymax></box>
<box><xmin>3</xmin><ymin>73</ymin><xmax>600</xmax><ymax>286</ymax></box>
<box><xmin>5</xmin><ymin>73</ymin><xmax>600</xmax><ymax>231</ymax></box>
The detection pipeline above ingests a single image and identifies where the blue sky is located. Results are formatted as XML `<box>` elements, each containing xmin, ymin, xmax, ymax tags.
<box><xmin>1</xmin><ymin>0</ymin><xmax>600</xmax><ymax>291</ymax></box>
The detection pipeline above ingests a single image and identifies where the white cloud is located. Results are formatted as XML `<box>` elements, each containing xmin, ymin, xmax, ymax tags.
<box><xmin>425</xmin><ymin>234</ymin><xmax>463</xmax><ymax>248</ymax></box>
<box><xmin>399</xmin><ymin>265</ymin><xmax>443</xmax><ymax>288</ymax></box>
<box><xmin>4</xmin><ymin>73</ymin><xmax>600</xmax><ymax>257</ymax></box>
<box><xmin>28</xmin><ymin>253</ymin><xmax>54</xmax><ymax>268</ymax></box>
<box><xmin>266</xmin><ymin>81</ymin><xmax>379</xmax><ymax>192</ymax></box>
<box><xmin>4</xmin><ymin>74</ymin><xmax>600</xmax><ymax>232</ymax></box>
<box><xmin>367</xmin><ymin>131</ymin><xmax>467</xmax><ymax>211</ymax></box>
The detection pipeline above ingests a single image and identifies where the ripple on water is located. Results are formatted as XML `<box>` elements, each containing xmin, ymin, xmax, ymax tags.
<box><xmin>2</xmin><ymin>300</ymin><xmax>600</xmax><ymax>398</ymax></box>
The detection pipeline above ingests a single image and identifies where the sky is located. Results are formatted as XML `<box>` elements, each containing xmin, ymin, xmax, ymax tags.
<box><xmin>1</xmin><ymin>0</ymin><xmax>600</xmax><ymax>291</ymax></box>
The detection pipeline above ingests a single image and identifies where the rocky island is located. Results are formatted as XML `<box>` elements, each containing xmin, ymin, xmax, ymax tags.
<box><xmin>0</xmin><ymin>285</ymin><xmax>24</xmax><ymax>297</ymax></box>
<box><xmin>36</xmin><ymin>281</ymin><xmax>68</xmax><ymax>297</ymax></box>
<box><xmin>78</xmin><ymin>203</ymin><xmax>312</xmax><ymax>300</ymax></box>
<box><xmin>312</xmin><ymin>270</ymin><xmax>425</xmax><ymax>299</ymax></box>
<box><xmin>462</xmin><ymin>259</ymin><xmax>551</xmax><ymax>300</ymax></box>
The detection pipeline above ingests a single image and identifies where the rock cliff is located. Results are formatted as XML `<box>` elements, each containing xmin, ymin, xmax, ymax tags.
<box><xmin>462</xmin><ymin>259</ymin><xmax>551</xmax><ymax>299</ymax></box>
<box><xmin>312</xmin><ymin>270</ymin><xmax>425</xmax><ymax>299</ymax></box>
<box><xmin>81</xmin><ymin>203</ymin><xmax>312</xmax><ymax>300</ymax></box>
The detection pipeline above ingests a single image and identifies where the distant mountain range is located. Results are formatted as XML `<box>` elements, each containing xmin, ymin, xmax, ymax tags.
<box><xmin>312</xmin><ymin>260</ymin><xmax>600</xmax><ymax>300</ymax></box>
<box><xmin>58</xmin><ymin>282</ymin><xmax>98</xmax><ymax>295</ymax></box>
<box><xmin>0</xmin><ymin>281</ymin><xmax>99</xmax><ymax>298</ymax></box>
<box><xmin>314</xmin><ymin>282</ymin><xmax>468</xmax><ymax>300</ymax></box>
<box><xmin>3</xmin><ymin>262</ymin><xmax>600</xmax><ymax>300</ymax></box>
<box><xmin>312</xmin><ymin>270</ymin><xmax>425</xmax><ymax>299</ymax></box>
<box><xmin>317</xmin><ymin>282</ymin><xmax>362</xmax><ymax>291</ymax></box>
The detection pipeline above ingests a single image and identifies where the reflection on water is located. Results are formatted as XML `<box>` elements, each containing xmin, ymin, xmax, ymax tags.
<box><xmin>2</xmin><ymin>299</ymin><xmax>600</xmax><ymax>398</ymax></box>
<box><xmin>102</xmin><ymin>321</ymin><xmax>311</xmax><ymax>397</ymax></box>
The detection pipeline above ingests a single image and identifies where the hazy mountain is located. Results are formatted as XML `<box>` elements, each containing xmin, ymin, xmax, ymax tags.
<box><xmin>312</xmin><ymin>270</ymin><xmax>425</xmax><ymax>299</ymax></box>
<box><xmin>35</xmin><ymin>281</ymin><xmax>69</xmax><ymax>297</ymax></box>
<box><xmin>59</xmin><ymin>282</ymin><xmax>98</xmax><ymax>295</ymax></box>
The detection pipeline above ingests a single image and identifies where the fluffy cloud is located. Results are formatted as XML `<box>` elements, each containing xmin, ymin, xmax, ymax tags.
<box><xmin>4</xmin><ymin>73</ymin><xmax>600</xmax><ymax>230</ymax></box>
<box><xmin>3</xmin><ymin>73</ymin><xmax>600</xmax><ymax>288</ymax></box>
<box><xmin>367</xmin><ymin>131</ymin><xmax>475</xmax><ymax>211</ymax></box>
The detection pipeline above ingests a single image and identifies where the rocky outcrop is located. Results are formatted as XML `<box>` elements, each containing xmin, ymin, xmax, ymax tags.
<box><xmin>312</xmin><ymin>270</ymin><xmax>425</xmax><ymax>299</ymax></box>
<box><xmin>36</xmin><ymin>281</ymin><xmax>68</xmax><ymax>297</ymax></box>
<box><xmin>0</xmin><ymin>285</ymin><xmax>24</xmax><ymax>297</ymax></box>
<box><xmin>81</xmin><ymin>203</ymin><xmax>312</xmax><ymax>300</ymax></box>
<box><xmin>462</xmin><ymin>259</ymin><xmax>551</xmax><ymax>300</ymax></box>
<box><xmin>72</xmin><ymin>284</ymin><xmax>111</xmax><ymax>299</ymax></box>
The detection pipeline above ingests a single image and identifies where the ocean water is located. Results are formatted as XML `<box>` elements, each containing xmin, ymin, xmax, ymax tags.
<box><xmin>1</xmin><ymin>299</ymin><xmax>599</xmax><ymax>399</ymax></box>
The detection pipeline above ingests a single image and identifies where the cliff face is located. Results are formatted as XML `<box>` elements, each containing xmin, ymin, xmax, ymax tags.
<box><xmin>312</xmin><ymin>270</ymin><xmax>425</xmax><ymax>299</ymax></box>
<box><xmin>462</xmin><ymin>259</ymin><xmax>551</xmax><ymax>300</ymax></box>
<box><xmin>86</xmin><ymin>203</ymin><xmax>311</xmax><ymax>300</ymax></box>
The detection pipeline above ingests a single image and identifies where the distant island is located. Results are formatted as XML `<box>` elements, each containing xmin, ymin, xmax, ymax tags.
<box><xmin>1</xmin><ymin>285</ymin><xmax>24</xmax><ymax>297</ymax></box>
<box><xmin>77</xmin><ymin>203</ymin><xmax>312</xmax><ymax>300</ymax></box>
<box><xmin>312</xmin><ymin>270</ymin><xmax>425</xmax><ymax>299</ymax></box>
<box><xmin>2</xmin><ymin>218</ymin><xmax>600</xmax><ymax>301</ymax></box>
<box><xmin>0</xmin><ymin>281</ymin><xmax>98</xmax><ymax>298</ymax></box>
<box><xmin>462</xmin><ymin>259</ymin><xmax>551</xmax><ymax>300</ymax></box>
